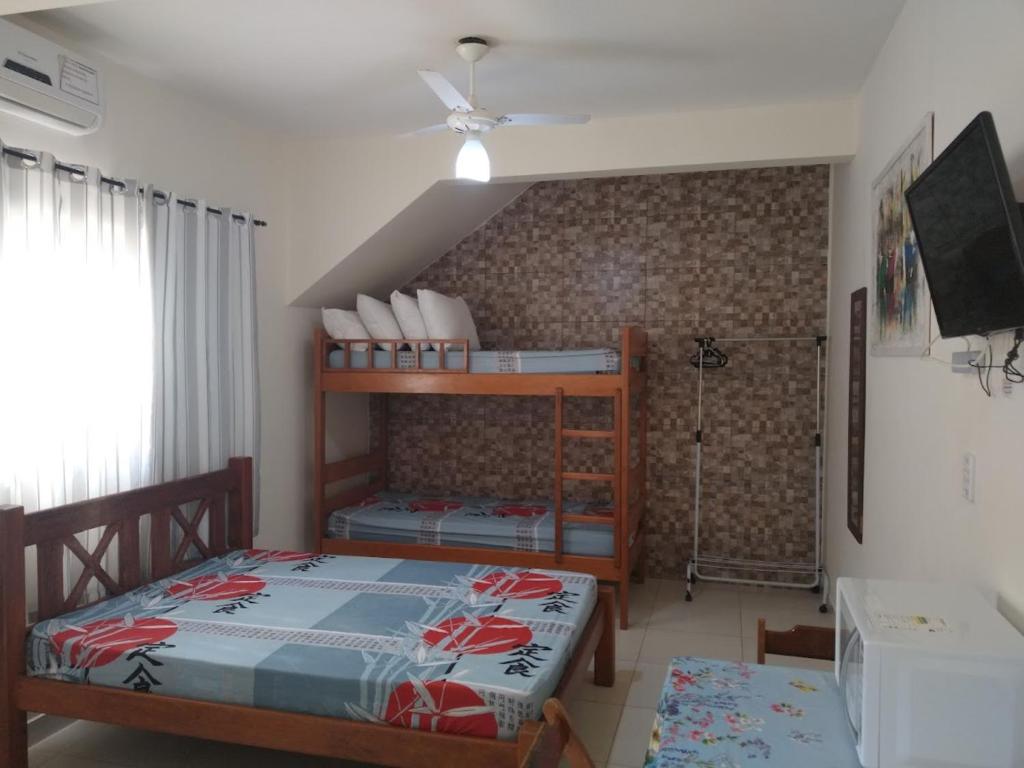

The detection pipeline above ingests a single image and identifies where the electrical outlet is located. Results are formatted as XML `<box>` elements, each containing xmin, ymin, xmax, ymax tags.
<box><xmin>962</xmin><ymin>452</ymin><xmax>976</xmax><ymax>503</ymax></box>
<box><xmin>952</xmin><ymin>350</ymin><xmax>981</xmax><ymax>374</ymax></box>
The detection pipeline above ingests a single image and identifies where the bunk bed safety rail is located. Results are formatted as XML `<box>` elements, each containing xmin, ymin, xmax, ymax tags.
<box><xmin>315</xmin><ymin>328</ymin><xmax>471</xmax><ymax>373</ymax></box>
<box><xmin>321</xmin><ymin>448</ymin><xmax>388</xmax><ymax>514</ymax></box>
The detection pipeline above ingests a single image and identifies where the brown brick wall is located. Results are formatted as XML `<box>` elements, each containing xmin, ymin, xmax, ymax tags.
<box><xmin>381</xmin><ymin>165</ymin><xmax>829</xmax><ymax>578</ymax></box>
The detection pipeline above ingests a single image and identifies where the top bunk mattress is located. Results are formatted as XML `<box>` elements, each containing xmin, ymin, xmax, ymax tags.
<box><xmin>328</xmin><ymin>347</ymin><xmax>621</xmax><ymax>374</ymax></box>
<box><xmin>27</xmin><ymin>550</ymin><xmax>597</xmax><ymax>741</ymax></box>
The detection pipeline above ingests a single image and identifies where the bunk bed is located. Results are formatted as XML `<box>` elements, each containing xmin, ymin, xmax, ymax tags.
<box><xmin>312</xmin><ymin>325</ymin><xmax>648</xmax><ymax>629</ymax></box>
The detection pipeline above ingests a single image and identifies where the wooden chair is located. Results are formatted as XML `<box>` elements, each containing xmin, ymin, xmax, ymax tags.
<box><xmin>756</xmin><ymin>618</ymin><xmax>835</xmax><ymax>665</ymax></box>
<box><xmin>520</xmin><ymin>699</ymin><xmax>595</xmax><ymax>768</ymax></box>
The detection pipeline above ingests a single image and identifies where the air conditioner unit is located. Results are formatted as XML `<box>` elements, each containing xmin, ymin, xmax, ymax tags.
<box><xmin>0</xmin><ymin>19</ymin><xmax>103</xmax><ymax>136</ymax></box>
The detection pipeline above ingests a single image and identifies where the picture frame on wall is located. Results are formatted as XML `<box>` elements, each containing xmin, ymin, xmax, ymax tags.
<box><xmin>848</xmin><ymin>287</ymin><xmax>867</xmax><ymax>544</ymax></box>
<box><xmin>870</xmin><ymin>112</ymin><xmax>934</xmax><ymax>356</ymax></box>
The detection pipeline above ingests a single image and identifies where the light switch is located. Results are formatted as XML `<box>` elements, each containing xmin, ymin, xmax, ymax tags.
<box><xmin>962</xmin><ymin>452</ymin><xmax>976</xmax><ymax>503</ymax></box>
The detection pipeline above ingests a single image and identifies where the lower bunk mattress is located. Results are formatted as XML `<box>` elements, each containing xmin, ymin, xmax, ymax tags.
<box><xmin>328</xmin><ymin>491</ymin><xmax>617</xmax><ymax>557</ymax></box>
<box><xmin>27</xmin><ymin>550</ymin><xmax>597</xmax><ymax>740</ymax></box>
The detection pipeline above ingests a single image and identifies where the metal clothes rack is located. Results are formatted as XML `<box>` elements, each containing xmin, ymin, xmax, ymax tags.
<box><xmin>685</xmin><ymin>335</ymin><xmax>829</xmax><ymax>612</ymax></box>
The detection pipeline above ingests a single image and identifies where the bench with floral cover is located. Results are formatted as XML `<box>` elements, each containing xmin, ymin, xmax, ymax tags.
<box><xmin>644</xmin><ymin>657</ymin><xmax>860</xmax><ymax>768</ymax></box>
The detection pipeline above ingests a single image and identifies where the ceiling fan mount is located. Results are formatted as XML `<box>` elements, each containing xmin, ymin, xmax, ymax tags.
<box><xmin>412</xmin><ymin>36</ymin><xmax>590</xmax><ymax>181</ymax></box>
<box><xmin>455</xmin><ymin>36</ymin><xmax>490</xmax><ymax>65</ymax></box>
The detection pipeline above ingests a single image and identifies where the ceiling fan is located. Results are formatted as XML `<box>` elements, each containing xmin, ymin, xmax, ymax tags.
<box><xmin>412</xmin><ymin>36</ymin><xmax>591</xmax><ymax>182</ymax></box>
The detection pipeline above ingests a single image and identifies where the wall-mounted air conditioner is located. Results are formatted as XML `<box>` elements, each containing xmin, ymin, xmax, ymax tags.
<box><xmin>0</xmin><ymin>18</ymin><xmax>103</xmax><ymax>136</ymax></box>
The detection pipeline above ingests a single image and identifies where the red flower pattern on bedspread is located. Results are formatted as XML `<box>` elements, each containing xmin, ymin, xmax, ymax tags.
<box><xmin>422</xmin><ymin>615</ymin><xmax>533</xmax><ymax>655</ymax></box>
<box><xmin>471</xmin><ymin>571</ymin><xmax>564</xmax><ymax>600</ymax></box>
<box><xmin>493</xmin><ymin>504</ymin><xmax>547</xmax><ymax>518</ymax></box>
<box><xmin>165</xmin><ymin>573</ymin><xmax>267</xmax><ymax>601</ymax></box>
<box><xmin>50</xmin><ymin>617</ymin><xmax>178</xmax><ymax>668</ymax></box>
<box><xmin>409</xmin><ymin>499</ymin><xmax>464</xmax><ymax>513</ymax></box>
<box><xmin>384</xmin><ymin>680</ymin><xmax>497</xmax><ymax>738</ymax></box>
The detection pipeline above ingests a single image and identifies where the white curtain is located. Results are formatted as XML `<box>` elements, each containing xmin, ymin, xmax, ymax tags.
<box><xmin>148</xmin><ymin>191</ymin><xmax>260</xmax><ymax>526</ymax></box>
<box><xmin>0</xmin><ymin>141</ymin><xmax>261</xmax><ymax>608</ymax></box>
<box><xmin>0</xmin><ymin>145</ymin><xmax>152</xmax><ymax>514</ymax></box>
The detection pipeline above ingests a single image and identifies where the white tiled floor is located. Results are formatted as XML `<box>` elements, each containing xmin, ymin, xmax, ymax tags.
<box><xmin>28</xmin><ymin>578</ymin><xmax>832</xmax><ymax>768</ymax></box>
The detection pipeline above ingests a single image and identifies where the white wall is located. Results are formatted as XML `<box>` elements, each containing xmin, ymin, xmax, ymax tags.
<box><xmin>294</xmin><ymin>179</ymin><xmax>531</xmax><ymax>309</ymax></box>
<box><xmin>826</xmin><ymin>0</ymin><xmax>1024</xmax><ymax>629</ymax></box>
<box><xmin>285</xmin><ymin>98</ymin><xmax>861</xmax><ymax>305</ymax></box>
<box><xmin>2</xmin><ymin>17</ymin><xmax>316</xmax><ymax>551</ymax></box>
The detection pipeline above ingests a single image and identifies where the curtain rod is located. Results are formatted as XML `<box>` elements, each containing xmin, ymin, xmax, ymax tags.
<box><xmin>1</xmin><ymin>146</ymin><xmax>268</xmax><ymax>227</ymax></box>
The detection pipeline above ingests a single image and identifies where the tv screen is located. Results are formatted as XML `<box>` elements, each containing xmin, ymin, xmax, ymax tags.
<box><xmin>904</xmin><ymin>111</ymin><xmax>1024</xmax><ymax>338</ymax></box>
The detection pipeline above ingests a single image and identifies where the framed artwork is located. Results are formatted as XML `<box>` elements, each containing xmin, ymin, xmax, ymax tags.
<box><xmin>848</xmin><ymin>287</ymin><xmax>867</xmax><ymax>544</ymax></box>
<box><xmin>870</xmin><ymin>113</ymin><xmax>934</xmax><ymax>356</ymax></box>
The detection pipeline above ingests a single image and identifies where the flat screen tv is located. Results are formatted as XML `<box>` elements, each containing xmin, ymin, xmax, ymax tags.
<box><xmin>904</xmin><ymin>111</ymin><xmax>1024</xmax><ymax>338</ymax></box>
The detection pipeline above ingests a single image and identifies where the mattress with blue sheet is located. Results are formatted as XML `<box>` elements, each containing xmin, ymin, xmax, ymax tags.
<box><xmin>328</xmin><ymin>347</ymin><xmax>621</xmax><ymax>374</ymax></box>
<box><xmin>27</xmin><ymin>550</ymin><xmax>597</xmax><ymax>740</ymax></box>
<box><xmin>328</xmin><ymin>491</ymin><xmax>617</xmax><ymax>558</ymax></box>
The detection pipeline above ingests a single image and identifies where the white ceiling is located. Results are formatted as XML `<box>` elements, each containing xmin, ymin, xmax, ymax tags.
<box><xmin>30</xmin><ymin>0</ymin><xmax>904</xmax><ymax>137</ymax></box>
<box><xmin>0</xmin><ymin>0</ymin><xmax>108</xmax><ymax>15</ymax></box>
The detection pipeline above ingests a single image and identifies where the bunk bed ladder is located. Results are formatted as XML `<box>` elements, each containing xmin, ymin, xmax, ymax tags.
<box><xmin>554</xmin><ymin>388</ymin><xmax>564</xmax><ymax>563</ymax></box>
<box><xmin>612</xmin><ymin>388</ymin><xmax>623</xmax><ymax>572</ymax></box>
<box><xmin>553</xmin><ymin>388</ymin><xmax>622</xmax><ymax>568</ymax></box>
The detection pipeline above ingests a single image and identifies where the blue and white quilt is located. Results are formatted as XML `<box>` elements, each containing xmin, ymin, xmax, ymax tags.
<box><xmin>27</xmin><ymin>551</ymin><xmax>597</xmax><ymax>740</ymax></box>
<box><xmin>328</xmin><ymin>347</ymin><xmax>621</xmax><ymax>374</ymax></box>
<box><xmin>328</xmin><ymin>491</ymin><xmax>617</xmax><ymax>557</ymax></box>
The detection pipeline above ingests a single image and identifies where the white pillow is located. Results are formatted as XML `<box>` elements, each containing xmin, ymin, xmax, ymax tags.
<box><xmin>416</xmin><ymin>289</ymin><xmax>481</xmax><ymax>351</ymax></box>
<box><xmin>321</xmin><ymin>308</ymin><xmax>370</xmax><ymax>352</ymax></box>
<box><xmin>390</xmin><ymin>290</ymin><xmax>428</xmax><ymax>338</ymax></box>
<box><xmin>356</xmin><ymin>294</ymin><xmax>403</xmax><ymax>351</ymax></box>
<box><xmin>390</xmin><ymin>290</ymin><xmax>430</xmax><ymax>351</ymax></box>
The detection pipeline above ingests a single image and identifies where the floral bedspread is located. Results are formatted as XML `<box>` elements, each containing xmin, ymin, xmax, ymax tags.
<box><xmin>644</xmin><ymin>657</ymin><xmax>859</xmax><ymax>768</ymax></box>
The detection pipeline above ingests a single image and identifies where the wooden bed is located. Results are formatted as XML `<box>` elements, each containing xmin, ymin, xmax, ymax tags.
<box><xmin>313</xmin><ymin>325</ymin><xmax>649</xmax><ymax>629</ymax></box>
<box><xmin>0</xmin><ymin>457</ymin><xmax>615</xmax><ymax>768</ymax></box>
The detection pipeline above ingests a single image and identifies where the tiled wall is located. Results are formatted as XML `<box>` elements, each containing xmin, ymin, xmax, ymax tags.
<box><xmin>382</xmin><ymin>165</ymin><xmax>830</xmax><ymax>578</ymax></box>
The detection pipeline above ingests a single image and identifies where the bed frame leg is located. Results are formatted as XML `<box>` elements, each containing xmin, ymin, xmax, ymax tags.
<box><xmin>0</xmin><ymin>702</ymin><xmax>26</xmax><ymax>768</ymax></box>
<box><xmin>618</xmin><ymin>573</ymin><xmax>630</xmax><ymax>630</ymax></box>
<box><xmin>632</xmin><ymin>534</ymin><xmax>647</xmax><ymax>585</ymax></box>
<box><xmin>0</xmin><ymin>506</ymin><xmax>28</xmax><ymax>768</ymax></box>
<box><xmin>594</xmin><ymin>587</ymin><xmax>616</xmax><ymax>687</ymax></box>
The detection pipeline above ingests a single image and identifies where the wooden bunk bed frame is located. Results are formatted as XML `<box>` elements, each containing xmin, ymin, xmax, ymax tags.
<box><xmin>0</xmin><ymin>457</ymin><xmax>616</xmax><ymax>768</ymax></box>
<box><xmin>313</xmin><ymin>325</ymin><xmax>648</xmax><ymax>629</ymax></box>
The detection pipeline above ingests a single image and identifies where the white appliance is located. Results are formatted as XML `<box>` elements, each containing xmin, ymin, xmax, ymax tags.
<box><xmin>836</xmin><ymin>577</ymin><xmax>1024</xmax><ymax>768</ymax></box>
<box><xmin>0</xmin><ymin>18</ymin><xmax>103</xmax><ymax>135</ymax></box>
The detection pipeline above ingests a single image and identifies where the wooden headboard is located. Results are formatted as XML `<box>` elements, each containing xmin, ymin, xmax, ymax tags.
<box><xmin>1</xmin><ymin>457</ymin><xmax>253</xmax><ymax>623</ymax></box>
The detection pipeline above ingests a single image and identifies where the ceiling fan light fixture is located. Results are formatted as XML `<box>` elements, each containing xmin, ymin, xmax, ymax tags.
<box><xmin>455</xmin><ymin>131</ymin><xmax>490</xmax><ymax>182</ymax></box>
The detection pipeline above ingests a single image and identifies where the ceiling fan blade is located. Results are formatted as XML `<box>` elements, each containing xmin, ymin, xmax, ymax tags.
<box><xmin>418</xmin><ymin>70</ymin><xmax>472</xmax><ymax>112</ymax></box>
<box><xmin>498</xmin><ymin>113</ymin><xmax>591</xmax><ymax>126</ymax></box>
<box><xmin>403</xmin><ymin>123</ymin><xmax>450</xmax><ymax>138</ymax></box>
